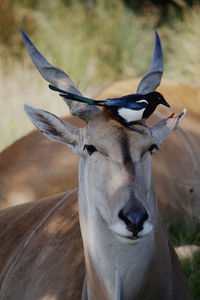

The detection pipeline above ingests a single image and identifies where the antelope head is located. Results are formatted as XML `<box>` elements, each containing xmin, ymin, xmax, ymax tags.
<box><xmin>24</xmin><ymin>104</ymin><xmax>184</xmax><ymax>243</ymax></box>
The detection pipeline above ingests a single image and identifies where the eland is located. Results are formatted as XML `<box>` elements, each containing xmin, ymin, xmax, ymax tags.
<box><xmin>0</xmin><ymin>31</ymin><xmax>192</xmax><ymax>299</ymax></box>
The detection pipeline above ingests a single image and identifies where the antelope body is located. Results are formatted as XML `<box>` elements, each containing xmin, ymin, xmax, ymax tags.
<box><xmin>0</xmin><ymin>31</ymin><xmax>192</xmax><ymax>299</ymax></box>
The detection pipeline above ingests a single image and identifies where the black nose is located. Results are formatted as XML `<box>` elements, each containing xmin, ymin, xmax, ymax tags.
<box><xmin>119</xmin><ymin>208</ymin><xmax>148</xmax><ymax>236</ymax></box>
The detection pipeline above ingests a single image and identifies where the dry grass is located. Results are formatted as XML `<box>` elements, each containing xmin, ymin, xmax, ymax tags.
<box><xmin>0</xmin><ymin>61</ymin><xmax>67</xmax><ymax>149</ymax></box>
<box><xmin>164</xmin><ymin>7</ymin><xmax>200</xmax><ymax>83</ymax></box>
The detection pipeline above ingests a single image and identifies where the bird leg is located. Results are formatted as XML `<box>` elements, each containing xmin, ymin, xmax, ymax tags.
<box><xmin>127</xmin><ymin>124</ymin><xmax>146</xmax><ymax>134</ymax></box>
<box><xmin>130</xmin><ymin>121</ymin><xmax>148</xmax><ymax>128</ymax></box>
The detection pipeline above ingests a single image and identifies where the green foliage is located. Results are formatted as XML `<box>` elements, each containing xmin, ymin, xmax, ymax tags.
<box><xmin>181</xmin><ymin>251</ymin><xmax>200</xmax><ymax>300</ymax></box>
<box><xmin>0</xmin><ymin>0</ymin><xmax>38</xmax><ymax>64</ymax></box>
<box><xmin>169</xmin><ymin>223</ymin><xmax>200</xmax><ymax>299</ymax></box>
<box><xmin>165</xmin><ymin>8</ymin><xmax>200</xmax><ymax>83</ymax></box>
<box><xmin>0</xmin><ymin>0</ymin><xmax>17</xmax><ymax>45</ymax></box>
<box><xmin>169</xmin><ymin>222</ymin><xmax>200</xmax><ymax>247</ymax></box>
<box><xmin>30</xmin><ymin>0</ymin><xmax>155</xmax><ymax>93</ymax></box>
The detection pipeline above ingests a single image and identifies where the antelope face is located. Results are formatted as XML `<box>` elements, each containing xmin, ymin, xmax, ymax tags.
<box><xmin>25</xmin><ymin>104</ymin><xmax>184</xmax><ymax>245</ymax></box>
<box><xmin>79</xmin><ymin>113</ymin><xmax>156</xmax><ymax>244</ymax></box>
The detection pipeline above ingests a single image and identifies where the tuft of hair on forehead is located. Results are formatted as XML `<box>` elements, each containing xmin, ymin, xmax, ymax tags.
<box><xmin>89</xmin><ymin>111</ymin><xmax>128</xmax><ymax>137</ymax></box>
<box><xmin>88</xmin><ymin>110</ymin><xmax>151</xmax><ymax>142</ymax></box>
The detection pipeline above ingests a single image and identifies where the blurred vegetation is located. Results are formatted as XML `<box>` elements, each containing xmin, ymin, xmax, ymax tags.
<box><xmin>1</xmin><ymin>0</ymin><xmax>200</xmax><ymax>154</ymax></box>
<box><xmin>0</xmin><ymin>0</ymin><xmax>37</xmax><ymax>61</ymax></box>
<box><xmin>0</xmin><ymin>1</ymin><xmax>200</xmax><ymax>297</ymax></box>
<box><xmin>1</xmin><ymin>0</ymin><xmax>200</xmax><ymax>85</ymax></box>
<box><xmin>169</xmin><ymin>223</ymin><xmax>200</xmax><ymax>299</ymax></box>
<box><xmin>169</xmin><ymin>223</ymin><xmax>200</xmax><ymax>247</ymax></box>
<box><xmin>1</xmin><ymin>0</ymin><xmax>200</xmax><ymax>83</ymax></box>
<box><xmin>182</xmin><ymin>251</ymin><xmax>200</xmax><ymax>299</ymax></box>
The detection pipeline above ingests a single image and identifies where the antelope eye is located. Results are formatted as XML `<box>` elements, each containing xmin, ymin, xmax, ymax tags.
<box><xmin>83</xmin><ymin>144</ymin><xmax>97</xmax><ymax>156</ymax></box>
<box><xmin>148</xmin><ymin>144</ymin><xmax>158</xmax><ymax>154</ymax></box>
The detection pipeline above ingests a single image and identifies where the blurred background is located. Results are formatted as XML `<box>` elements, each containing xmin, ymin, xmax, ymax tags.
<box><xmin>1</xmin><ymin>0</ymin><xmax>200</xmax><ymax>298</ymax></box>
<box><xmin>1</xmin><ymin>0</ymin><xmax>200</xmax><ymax>151</ymax></box>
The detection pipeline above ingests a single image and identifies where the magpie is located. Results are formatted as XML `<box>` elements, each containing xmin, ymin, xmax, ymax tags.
<box><xmin>49</xmin><ymin>84</ymin><xmax>170</xmax><ymax>134</ymax></box>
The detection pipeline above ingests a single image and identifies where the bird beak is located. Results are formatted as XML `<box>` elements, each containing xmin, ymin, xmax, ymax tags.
<box><xmin>162</xmin><ymin>99</ymin><xmax>170</xmax><ymax>108</ymax></box>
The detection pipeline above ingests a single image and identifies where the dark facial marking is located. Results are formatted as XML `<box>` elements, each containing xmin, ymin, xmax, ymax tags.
<box><xmin>120</xmin><ymin>132</ymin><xmax>136</xmax><ymax>176</ymax></box>
<box><xmin>120</xmin><ymin>134</ymin><xmax>132</xmax><ymax>165</ymax></box>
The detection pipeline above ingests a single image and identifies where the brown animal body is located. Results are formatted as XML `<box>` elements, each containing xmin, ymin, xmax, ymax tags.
<box><xmin>0</xmin><ymin>115</ymin><xmax>83</xmax><ymax>208</ymax></box>
<box><xmin>0</xmin><ymin>189</ymin><xmax>85</xmax><ymax>299</ymax></box>
<box><xmin>0</xmin><ymin>187</ymin><xmax>191</xmax><ymax>300</ymax></box>
<box><xmin>1</xmin><ymin>78</ymin><xmax>200</xmax><ymax>224</ymax></box>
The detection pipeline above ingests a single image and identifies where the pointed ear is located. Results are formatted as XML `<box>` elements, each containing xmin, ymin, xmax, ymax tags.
<box><xmin>24</xmin><ymin>104</ymin><xmax>81</xmax><ymax>152</ymax></box>
<box><xmin>151</xmin><ymin>109</ymin><xmax>186</xmax><ymax>146</ymax></box>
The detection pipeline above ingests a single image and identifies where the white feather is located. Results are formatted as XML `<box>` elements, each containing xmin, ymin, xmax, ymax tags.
<box><xmin>136</xmin><ymin>100</ymin><xmax>148</xmax><ymax>104</ymax></box>
<box><xmin>118</xmin><ymin>107</ymin><xmax>145</xmax><ymax>122</ymax></box>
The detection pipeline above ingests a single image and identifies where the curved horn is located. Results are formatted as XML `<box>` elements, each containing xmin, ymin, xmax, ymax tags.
<box><xmin>136</xmin><ymin>31</ymin><xmax>163</xmax><ymax>94</ymax></box>
<box><xmin>20</xmin><ymin>29</ymin><xmax>100</xmax><ymax>123</ymax></box>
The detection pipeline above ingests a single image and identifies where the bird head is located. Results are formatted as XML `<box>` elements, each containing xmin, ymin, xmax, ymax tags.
<box><xmin>153</xmin><ymin>91</ymin><xmax>170</xmax><ymax>108</ymax></box>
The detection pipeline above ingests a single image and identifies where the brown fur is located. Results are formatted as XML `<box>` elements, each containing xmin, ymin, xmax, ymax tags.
<box><xmin>0</xmin><ymin>116</ymin><xmax>84</xmax><ymax>209</ymax></box>
<box><xmin>0</xmin><ymin>189</ymin><xmax>85</xmax><ymax>299</ymax></box>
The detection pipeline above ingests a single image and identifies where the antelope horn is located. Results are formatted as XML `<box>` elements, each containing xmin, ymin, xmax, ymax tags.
<box><xmin>20</xmin><ymin>29</ymin><xmax>100</xmax><ymax>123</ymax></box>
<box><xmin>136</xmin><ymin>31</ymin><xmax>163</xmax><ymax>94</ymax></box>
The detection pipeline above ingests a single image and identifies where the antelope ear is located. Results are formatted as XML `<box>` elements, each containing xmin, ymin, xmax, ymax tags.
<box><xmin>24</xmin><ymin>103</ymin><xmax>81</xmax><ymax>152</ymax></box>
<box><xmin>151</xmin><ymin>109</ymin><xmax>186</xmax><ymax>146</ymax></box>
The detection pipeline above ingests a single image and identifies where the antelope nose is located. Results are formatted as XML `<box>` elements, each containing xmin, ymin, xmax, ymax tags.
<box><xmin>118</xmin><ymin>209</ymin><xmax>149</xmax><ymax>236</ymax></box>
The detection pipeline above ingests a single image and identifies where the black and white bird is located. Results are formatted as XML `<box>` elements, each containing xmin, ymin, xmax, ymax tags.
<box><xmin>49</xmin><ymin>84</ymin><xmax>170</xmax><ymax>133</ymax></box>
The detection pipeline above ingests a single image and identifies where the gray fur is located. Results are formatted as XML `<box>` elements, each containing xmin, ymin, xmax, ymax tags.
<box><xmin>21</xmin><ymin>29</ymin><xmax>100</xmax><ymax>122</ymax></box>
<box><xmin>137</xmin><ymin>31</ymin><xmax>163</xmax><ymax>94</ymax></box>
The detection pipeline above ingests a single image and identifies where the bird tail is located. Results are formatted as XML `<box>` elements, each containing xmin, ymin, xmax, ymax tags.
<box><xmin>49</xmin><ymin>84</ymin><xmax>105</xmax><ymax>106</ymax></box>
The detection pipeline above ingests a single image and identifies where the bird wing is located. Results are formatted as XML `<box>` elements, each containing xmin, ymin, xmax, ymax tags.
<box><xmin>49</xmin><ymin>84</ymin><xmax>148</xmax><ymax>110</ymax></box>
<box><xmin>105</xmin><ymin>98</ymin><xmax>148</xmax><ymax>110</ymax></box>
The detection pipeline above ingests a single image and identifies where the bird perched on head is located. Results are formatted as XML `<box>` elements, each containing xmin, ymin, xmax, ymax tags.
<box><xmin>49</xmin><ymin>84</ymin><xmax>170</xmax><ymax>134</ymax></box>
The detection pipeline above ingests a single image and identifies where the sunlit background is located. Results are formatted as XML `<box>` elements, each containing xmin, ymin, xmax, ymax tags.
<box><xmin>1</xmin><ymin>0</ymin><xmax>200</xmax><ymax>151</ymax></box>
<box><xmin>1</xmin><ymin>0</ymin><xmax>200</xmax><ymax>297</ymax></box>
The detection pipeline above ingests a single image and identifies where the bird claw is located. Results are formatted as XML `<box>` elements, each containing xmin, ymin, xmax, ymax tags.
<box><xmin>131</xmin><ymin>121</ymin><xmax>148</xmax><ymax>128</ymax></box>
<box><xmin>128</xmin><ymin>125</ymin><xmax>146</xmax><ymax>135</ymax></box>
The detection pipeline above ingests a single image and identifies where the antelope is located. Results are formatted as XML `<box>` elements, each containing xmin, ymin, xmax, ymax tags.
<box><xmin>1</xmin><ymin>30</ymin><xmax>191</xmax><ymax>299</ymax></box>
